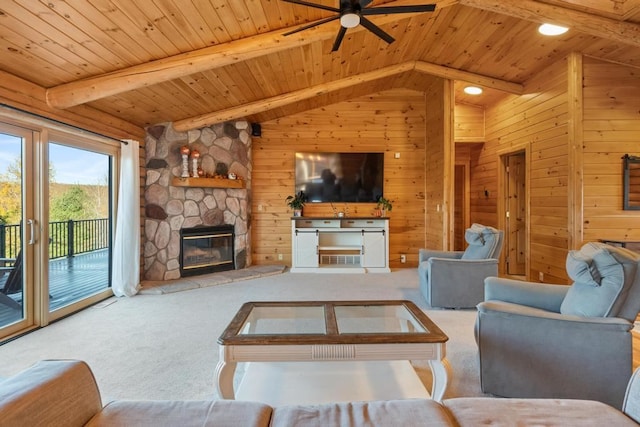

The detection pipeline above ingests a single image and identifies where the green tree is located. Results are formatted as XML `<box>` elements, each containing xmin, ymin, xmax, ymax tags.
<box><xmin>50</xmin><ymin>186</ymin><xmax>91</xmax><ymax>221</ymax></box>
<box><xmin>0</xmin><ymin>157</ymin><xmax>57</xmax><ymax>224</ymax></box>
<box><xmin>0</xmin><ymin>158</ymin><xmax>22</xmax><ymax>224</ymax></box>
<box><xmin>84</xmin><ymin>174</ymin><xmax>110</xmax><ymax>218</ymax></box>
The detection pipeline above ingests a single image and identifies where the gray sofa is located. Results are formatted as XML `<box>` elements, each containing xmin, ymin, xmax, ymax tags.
<box><xmin>2</xmin><ymin>359</ymin><xmax>640</xmax><ymax>426</ymax></box>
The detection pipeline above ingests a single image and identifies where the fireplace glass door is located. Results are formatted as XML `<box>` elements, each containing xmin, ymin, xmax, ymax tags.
<box><xmin>180</xmin><ymin>225</ymin><xmax>234</xmax><ymax>276</ymax></box>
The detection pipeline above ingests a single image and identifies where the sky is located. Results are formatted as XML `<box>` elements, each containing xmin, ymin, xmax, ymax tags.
<box><xmin>0</xmin><ymin>133</ymin><xmax>109</xmax><ymax>185</ymax></box>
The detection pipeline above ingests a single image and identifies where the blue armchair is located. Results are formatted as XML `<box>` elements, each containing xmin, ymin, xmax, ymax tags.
<box><xmin>418</xmin><ymin>224</ymin><xmax>503</xmax><ymax>308</ymax></box>
<box><xmin>476</xmin><ymin>242</ymin><xmax>640</xmax><ymax>409</ymax></box>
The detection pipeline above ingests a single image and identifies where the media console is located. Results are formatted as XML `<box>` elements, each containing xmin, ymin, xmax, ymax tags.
<box><xmin>290</xmin><ymin>217</ymin><xmax>390</xmax><ymax>273</ymax></box>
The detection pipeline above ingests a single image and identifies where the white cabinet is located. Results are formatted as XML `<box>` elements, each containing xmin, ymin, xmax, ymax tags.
<box><xmin>361</xmin><ymin>231</ymin><xmax>386</xmax><ymax>268</ymax></box>
<box><xmin>294</xmin><ymin>230</ymin><xmax>318</xmax><ymax>268</ymax></box>
<box><xmin>291</xmin><ymin>217</ymin><xmax>390</xmax><ymax>273</ymax></box>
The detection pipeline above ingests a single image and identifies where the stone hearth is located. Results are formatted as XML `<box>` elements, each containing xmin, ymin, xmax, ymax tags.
<box><xmin>143</xmin><ymin>121</ymin><xmax>252</xmax><ymax>281</ymax></box>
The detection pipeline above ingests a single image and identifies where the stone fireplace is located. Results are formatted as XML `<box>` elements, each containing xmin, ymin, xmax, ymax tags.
<box><xmin>143</xmin><ymin>121</ymin><xmax>251</xmax><ymax>281</ymax></box>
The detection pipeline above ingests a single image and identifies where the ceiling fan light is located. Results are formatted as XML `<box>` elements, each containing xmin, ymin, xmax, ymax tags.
<box><xmin>340</xmin><ymin>13</ymin><xmax>360</xmax><ymax>28</ymax></box>
<box><xmin>463</xmin><ymin>86</ymin><xmax>483</xmax><ymax>95</ymax></box>
<box><xmin>538</xmin><ymin>23</ymin><xmax>569</xmax><ymax>36</ymax></box>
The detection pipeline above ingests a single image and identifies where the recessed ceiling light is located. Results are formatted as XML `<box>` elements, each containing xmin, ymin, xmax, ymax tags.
<box><xmin>463</xmin><ymin>86</ymin><xmax>483</xmax><ymax>95</ymax></box>
<box><xmin>538</xmin><ymin>23</ymin><xmax>569</xmax><ymax>36</ymax></box>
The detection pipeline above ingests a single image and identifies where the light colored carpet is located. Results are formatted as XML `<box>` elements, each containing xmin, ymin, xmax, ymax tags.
<box><xmin>0</xmin><ymin>268</ymin><xmax>487</xmax><ymax>403</ymax></box>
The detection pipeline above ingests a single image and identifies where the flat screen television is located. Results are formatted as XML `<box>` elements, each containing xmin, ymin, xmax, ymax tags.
<box><xmin>294</xmin><ymin>152</ymin><xmax>384</xmax><ymax>203</ymax></box>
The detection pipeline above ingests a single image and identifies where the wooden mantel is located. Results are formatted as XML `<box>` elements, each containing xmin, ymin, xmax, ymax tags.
<box><xmin>171</xmin><ymin>177</ymin><xmax>245</xmax><ymax>189</ymax></box>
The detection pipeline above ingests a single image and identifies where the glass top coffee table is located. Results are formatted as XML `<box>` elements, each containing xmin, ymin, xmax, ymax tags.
<box><xmin>215</xmin><ymin>300</ymin><xmax>450</xmax><ymax>404</ymax></box>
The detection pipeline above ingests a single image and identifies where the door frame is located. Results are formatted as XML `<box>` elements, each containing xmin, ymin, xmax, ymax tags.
<box><xmin>454</xmin><ymin>162</ymin><xmax>470</xmax><ymax>251</ymax></box>
<box><xmin>497</xmin><ymin>144</ymin><xmax>531</xmax><ymax>280</ymax></box>
<box><xmin>0</xmin><ymin>110</ymin><xmax>119</xmax><ymax>341</ymax></box>
<box><xmin>0</xmin><ymin>121</ymin><xmax>38</xmax><ymax>338</ymax></box>
<box><xmin>45</xmin><ymin>131</ymin><xmax>119</xmax><ymax>324</ymax></box>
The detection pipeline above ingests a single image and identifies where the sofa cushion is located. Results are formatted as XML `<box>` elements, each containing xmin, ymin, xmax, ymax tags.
<box><xmin>270</xmin><ymin>399</ymin><xmax>453</xmax><ymax>427</ymax></box>
<box><xmin>561</xmin><ymin>242</ymin><xmax>637</xmax><ymax>317</ymax></box>
<box><xmin>86</xmin><ymin>400</ymin><xmax>272</xmax><ymax>427</ymax></box>
<box><xmin>0</xmin><ymin>360</ymin><xmax>103</xmax><ymax>427</ymax></box>
<box><xmin>461</xmin><ymin>224</ymin><xmax>500</xmax><ymax>260</ymax></box>
<box><xmin>444</xmin><ymin>397</ymin><xmax>638</xmax><ymax>427</ymax></box>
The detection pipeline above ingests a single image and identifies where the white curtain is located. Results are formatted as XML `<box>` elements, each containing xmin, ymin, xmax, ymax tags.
<box><xmin>112</xmin><ymin>140</ymin><xmax>141</xmax><ymax>297</ymax></box>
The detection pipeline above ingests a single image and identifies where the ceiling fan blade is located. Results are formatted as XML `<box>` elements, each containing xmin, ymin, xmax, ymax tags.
<box><xmin>359</xmin><ymin>16</ymin><xmax>395</xmax><ymax>44</ymax></box>
<box><xmin>360</xmin><ymin>0</ymin><xmax>374</xmax><ymax>7</ymax></box>
<box><xmin>281</xmin><ymin>0</ymin><xmax>340</xmax><ymax>13</ymax></box>
<box><xmin>331</xmin><ymin>26</ymin><xmax>348</xmax><ymax>52</ymax></box>
<box><xmin>283</xmin><ymin>15</ymin><xmax>340</xmax><ymax>36</ymax></box>
<box><xmin>362</xmin><ymin>5</ymin><xmax>436</xmax><ymax>15</ymax></box>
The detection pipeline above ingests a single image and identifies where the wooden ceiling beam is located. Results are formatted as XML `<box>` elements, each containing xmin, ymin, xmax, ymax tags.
<box><xmin>173</xmin><ymin>62</ymin><xmax>416</xmax><ymax>131</ymax></box>
<box><xmin>414</xmin><ymin>61</ymin><xmax>523</xmax><ymax>94</ymax></box>
<box><xmin>173</xmin><ymin>60</ymin><xmax>522</xmax><ymax>131</ymax></box>
<box><xmin>45</xmin><ymin>0</ymin><xmax>458</xmax><ymax>110</ymax></box>
<box><xmin>459</xmin><ymin>0</ymin><xmax>640</xmax><ymax>47</ymax></box>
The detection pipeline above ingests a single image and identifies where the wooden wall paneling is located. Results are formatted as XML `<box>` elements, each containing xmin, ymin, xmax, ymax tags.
<box><xmin>582</xmin><ymin>56</ymin><xmax>640</xmax><ymax>244</ymax></box>
<box><xmin>454</xmin><ymin>142</ymin><xmax>473</xmax><ymax>251</ymax></box>
<box><xmin>444</xmin><ymin>80</ymin><xmax>455</xmax><ymax>250</ymax></box>
<box><xmin>423</xmin><ymin>78</ymin><xmax>452</xmax><ymax>250</ymax></box>
<box><xmin>484</xmin><ymin>58</ymin><xmax>570</xmax><ymax>284</ymax></box>
<box><xmin>467</xmin><ymin>146</ymin><xmax>498</xmax><ymax>227</ymax></box>
<box><xmin>252</xmin><ymin>89</ymin><xmax>427</xmax><ymax>268</ymax></box>
<box><xmin>454</xmin><ymin>103</ymin><xmax>485</xmax><ymax>142</ymax></box>
<box><xmin>568</xmin><ymin>52</ymin><xmax>584</xmax><ymax>250</ymax></box>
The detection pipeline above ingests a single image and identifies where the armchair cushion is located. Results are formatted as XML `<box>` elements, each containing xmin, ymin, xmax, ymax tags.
<box><xmin>566</xmin><ymin>250</ymin><xmax>603</xmax><ymax>287</ymax></box>
<box><xmin>561</xmin><ymin>243</ymin><xmax>637</xmax><ymax>318</ymax></box>
<box><xmin>461</xmin><ymin>224</ymin><xmax>501</xmax><ymax>260</ymax></box>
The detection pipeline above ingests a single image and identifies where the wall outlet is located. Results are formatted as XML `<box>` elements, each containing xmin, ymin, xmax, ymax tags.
<box><xmin>278</xmin><ymin>253</ymin><xmax>283</xmax><ymax>261</ymax></box>
<box><xmin>539</xmin><ymin>271</ymin><xmax>544</xmax><ymax>282</ymax></box>
<box><xmin>400</xmin><ymin>254</ymin><xmax>406</xmax><ymax>263</ymax></box>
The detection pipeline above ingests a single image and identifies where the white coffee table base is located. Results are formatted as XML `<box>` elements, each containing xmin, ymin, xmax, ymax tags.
<box><xmin>235</xmin><ymin>360</ymin><xmax>430</xmax><ymax>406</ymax></box>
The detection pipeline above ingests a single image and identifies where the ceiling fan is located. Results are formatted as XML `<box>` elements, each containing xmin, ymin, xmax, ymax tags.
<box><xmin>282</xmin><ymin>0</ymin><xmax>437</xmax><ymax>51</ymax></box>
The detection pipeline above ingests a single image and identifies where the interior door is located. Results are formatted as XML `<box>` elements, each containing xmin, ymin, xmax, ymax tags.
<box><xmin>506</xmin><ymin>153</ymin><xmax>527</xmax><ymax>276</ymax></box>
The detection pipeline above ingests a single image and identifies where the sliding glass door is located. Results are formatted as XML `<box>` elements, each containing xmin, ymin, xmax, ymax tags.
<box><xmin>0</xmin><ymin>120</ymin><xmax>118</xmax><ymax>340</ymax></box>
<box><xmin>0</xmin><ymin>124</ymin><xmax>32</xmax><ymax>336</ymax></box>
<box><xmin>47</xmin><ymin>136</ymin><xmax>114</xmax><ymax>321</ymax></box>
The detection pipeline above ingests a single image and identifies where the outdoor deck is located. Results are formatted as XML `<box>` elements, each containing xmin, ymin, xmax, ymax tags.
<box><xmin>0</xmin><ymin>249</ymin><xmax>110</xmax><ymax>328</ymax></box>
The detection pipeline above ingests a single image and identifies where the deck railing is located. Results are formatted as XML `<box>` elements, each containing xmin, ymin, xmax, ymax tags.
<box><xmin>0</xmin><ymin>218</ymin><xmax>109</xmax><ymax>260</ymax></box>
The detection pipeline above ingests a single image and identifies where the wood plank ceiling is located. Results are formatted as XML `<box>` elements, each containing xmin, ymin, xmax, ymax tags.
<box><xmin>1</xmin><ymin>0</ymin><xmax>639</xmax><ymax>130</ymax></box>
